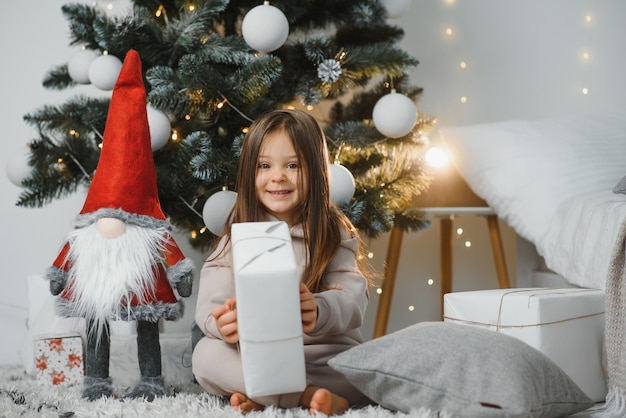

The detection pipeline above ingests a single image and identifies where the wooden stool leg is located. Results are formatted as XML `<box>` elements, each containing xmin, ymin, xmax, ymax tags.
<box><xmin>372</xmin><ymin>226</ymin><xmax>404</xmax><ymax>339</ymax></box>
<box><xmin>440</xmin><ymin>216</ymin><xmax>453</xmax><ymax>318</ymax></box>
<box><xmin>485</xmin><ymin>215</ymin><xmax>511</xmax><ymax>289</ymax></box>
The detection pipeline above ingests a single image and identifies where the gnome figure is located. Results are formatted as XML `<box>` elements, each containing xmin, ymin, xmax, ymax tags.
<box><xmin>45</xmin><ymin>50</ymin><xmax>194</xmax><ymax>401</ymax></box>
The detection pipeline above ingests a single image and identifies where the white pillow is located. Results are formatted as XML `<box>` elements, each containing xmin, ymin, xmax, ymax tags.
<box><xmin>439</xmin><ymin>111</ymin><xmax>626</xmax><ymax>245</ymax></box>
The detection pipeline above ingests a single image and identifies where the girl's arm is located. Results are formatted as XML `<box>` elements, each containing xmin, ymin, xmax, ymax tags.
<box><xmin>195</xmin><ymin>237</ymin><xmax>236</xmax><ymax>340</ymax></box>
<box><xmin>309</xmin><ymin>235</ymin><xmax>369</xmax><ymax>337</ymax></box>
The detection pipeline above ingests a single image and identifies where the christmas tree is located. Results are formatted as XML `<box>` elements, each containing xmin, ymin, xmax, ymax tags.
<box><xmin>15</xmin><ymin>0</ymin><xmax>432</xmax><ymax>250</ymax></box>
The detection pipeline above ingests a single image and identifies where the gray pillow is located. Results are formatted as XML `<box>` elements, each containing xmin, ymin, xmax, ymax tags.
<box><xmin>329</xmin><ymin>322</ymin><xmax>594</xmax><ymax>417</ymax></box>
<box><xmin>614</xmin><ymin>175</ymin><xmax>626</xmax><ymax>194</ymax></box>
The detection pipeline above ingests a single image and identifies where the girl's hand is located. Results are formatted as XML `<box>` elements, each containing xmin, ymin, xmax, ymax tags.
<box><xmin>211</xmin><ymin>298</ymin><xmax>239</xmax><ymax>344</ymax></box>
<box><xmin>300</xmin><ymin>283</ymin><xmax>317</xmax><ymax>334</ymax></box>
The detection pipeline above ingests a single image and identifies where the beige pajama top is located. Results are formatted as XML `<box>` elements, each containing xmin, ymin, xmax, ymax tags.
<box><xmin>192</xmin><ymin>221</ymin><xmax>370</xmax><ymax>407</ymax></box>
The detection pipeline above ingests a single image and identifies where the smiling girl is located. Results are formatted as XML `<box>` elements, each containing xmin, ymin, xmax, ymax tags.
<box><xmin>192</xmin><ymin>109</ymin><xmax>372</xmax><ymax>415</ymax></box>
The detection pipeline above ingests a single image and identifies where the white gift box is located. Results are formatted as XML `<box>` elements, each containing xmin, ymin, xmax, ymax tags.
<box><xmin>231</xmin><ymin>221</ymin><xmax>306</xmax><ymax>398</ymax></box>
<box><xmin>444</xmin><ymin>287</ymin><xmax>606</xmax><ymax>402</ymax></box>
<box><xmin>110</xmin><ymin>331</ymin><xmax>194</xmax><ymax>386</ymax></box>
<box><xmin>34</xmin><ymin>333</ymin><xmax>84</xmax><ymax>386</ymax></box>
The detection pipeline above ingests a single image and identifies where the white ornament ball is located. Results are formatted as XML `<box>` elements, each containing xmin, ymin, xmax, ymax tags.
<box><xmin>372</xmin><ymin>92</ymin><xmax>417</xmax><ymax>138</ymax></box>
<box><xmin>242</xmin><ymin>3</ymin><xmax>289</xmax><ymax>53</ymax></box>
<box><xmin>147</xmin><ymin>105</ymin><xmax>171</xmax><ymax>150</ymax></box>
<box><xmin>88</xmin><ymin>54</ymin><xmax>123</xmax><ymax>90</ymax></box>
<box><xmin>329</xmin><ymin>164</ymin><xmax>356</xmax><ymax>206</ymax></box>
<box><xmin>6</xmin><ymin>147</ymin><xmax>31</xmax><ymax>187</ymax></box>
<box><xmin>380</xmin><ymin>0</ymin><xmax>412</xmax><ymax>19</ymax></box>
<box><xmin>68</xmin><ymin>49</ymin><xmax>98</xmax><ymax>84</ymax></box>
<box><xmin>202</xmin><ymin>190</ymin><xmax>238</xmax><ymax>236</ymax></box>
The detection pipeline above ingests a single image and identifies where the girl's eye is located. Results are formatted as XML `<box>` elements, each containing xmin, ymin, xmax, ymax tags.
<box><xmin>287</xmin><ymin>163</ymin><xmax>299</xmax><ymax>169</ymax></box>
<box><xmin>258</xmin><ymin>162</ymin><xmax>270</xmax><ymax>169</ymax></box>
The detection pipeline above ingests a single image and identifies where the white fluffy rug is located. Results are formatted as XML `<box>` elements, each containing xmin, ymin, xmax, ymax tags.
<box><xmin>0</xmin><ymin>365</ymin><xmax>439</xmax><ymax>418</ymax></box>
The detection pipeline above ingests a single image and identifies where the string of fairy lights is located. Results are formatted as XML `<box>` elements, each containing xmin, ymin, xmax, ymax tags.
<box><xmin>388</xmin><ymin>0</ymin><xmax>602</xmax><ymax>317</ymax></box>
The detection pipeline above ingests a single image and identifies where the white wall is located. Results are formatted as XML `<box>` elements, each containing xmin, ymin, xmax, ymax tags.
<box><xmin>2</xmin><ymin>0</ymin><xmax>625</xmax><ymax>365</ymax></box>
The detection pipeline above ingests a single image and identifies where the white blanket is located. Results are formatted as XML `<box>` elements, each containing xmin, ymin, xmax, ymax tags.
<box><xmin>538</xmin><ymin>191</ymin><xmax>626</xmax><ymax>290</ymax></box>
<box><xmin>439</xmin><ymin>111</ymin><xmax>626</xmax><ymax>290</ymax></box>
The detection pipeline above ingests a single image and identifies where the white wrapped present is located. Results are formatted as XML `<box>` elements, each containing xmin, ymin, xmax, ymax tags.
<box><xmin>110</xmin><ymin>331</ymin><xmax>194</xmax><ymax>386</ymax></box>
<box><xmin>444</xmin><ymin>287</ymin><xmax>606</xmax><ymax>402</ymax></box>
<box><xmin>231</xmin><ymin>221</ymin><xmax>306</xmax><ymax>398</ymax></box>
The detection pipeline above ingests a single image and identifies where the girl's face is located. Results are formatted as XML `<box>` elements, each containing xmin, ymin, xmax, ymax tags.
<box><xmin>255</xmin><ymin>129</ymin><xmax>306</xmax><ymax>226</ymax></box>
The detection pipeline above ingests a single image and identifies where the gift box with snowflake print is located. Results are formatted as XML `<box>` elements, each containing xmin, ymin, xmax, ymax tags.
<box><xmin>34</xmin><ymin>334</ymin><xmax>84</xmax><ymax>386</ymax></box>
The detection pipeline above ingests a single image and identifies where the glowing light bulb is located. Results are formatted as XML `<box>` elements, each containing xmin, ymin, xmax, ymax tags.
<box><xmin>582</xmin><ymin>52</ymin><xmax>590</xmax><ymax>61</ymax></box>
<box><xmin>408</xmin><ymin>305</ymin><xmax>415</xmax><ymax>312</ymax></box>
<box><xmin>427</xmin><ymin>279</ymin><xmax>434</xmax><ymax>286</ymax></box>
<box><xmin>425</xmin><ymin>147</ymin><xmax>450</xmax><ymax>168</ymax></box>
<box><xmin>445</xmin><ymin>28</ymin><xmax>453</xmax><ymax>36</ymax></box>
<box><xmin>456</xmin><ymin>227</ymin><xmax>463</xmax><ymax>235</ymax></box>
<box><xmin>582</xmin><ymin>87</ymin><xmax>589</xmax><ymax>95</ymax></box>
<box><xmin>459</xmin><ymin>61</ymin><xmax>467</xmax><ymax>69</ymax></box>
<box><xmin>367</xmin><ymin>252</ymin><xmax>374</xmax><ymax>259</ymax></box>
<box><xmin>460</xmin><ymin>96</ymin><xmax>468</xmax><ymax>103</ymax></box>
<box><xmin>376</xmin><ymin>288</ymin><xmax>383</xmax><ymax>295</ymax></box>
<box><xmin>464</xmin><ymin>241</ymin><xmax>472</xmax><ymax>248</ymax></box>
<box><xmin>585</xmin><ymin>15</ymin><xmax>592</xmax><ymax>23</ymax></box>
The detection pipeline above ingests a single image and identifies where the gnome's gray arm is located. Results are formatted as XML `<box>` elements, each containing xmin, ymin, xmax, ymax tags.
<box><xmin>168</xmin><ymin>258</ymin><xmax>194</xmax><ymax>297</ymax></box>
<box><xmin>45</xmin><ymin>266</ymin><xmax>68</xmax><ymax>296</ymax></box>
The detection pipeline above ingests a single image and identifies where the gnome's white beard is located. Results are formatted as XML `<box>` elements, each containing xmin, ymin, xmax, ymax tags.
<box><xmin>65</xmin><ymin>222</ymin><xmax>169</xmax><ymax>328</ymax></box>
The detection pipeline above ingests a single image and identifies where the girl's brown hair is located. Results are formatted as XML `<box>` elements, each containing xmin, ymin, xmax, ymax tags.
<box><xmin>224</xmin><ymin>109</ymin><xmax>369</xmax><ymax>292</ymax></box>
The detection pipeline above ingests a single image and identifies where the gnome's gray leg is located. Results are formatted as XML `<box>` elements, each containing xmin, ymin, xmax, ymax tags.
<box><xmin>127</xmin><ymin>319</ymin><xmax>165</xmax><ymax>401</ymax></box>
<box><xmin>82</xmin><ymin>319</ymin><xmax>113</xmax><ymax>401</ymax></box>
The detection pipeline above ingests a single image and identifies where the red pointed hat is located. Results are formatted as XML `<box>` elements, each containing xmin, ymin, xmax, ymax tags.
<box><xmin>79</xmin><ymin>49</ymin><xmax>166</xmax><ymax>221</ymax></box>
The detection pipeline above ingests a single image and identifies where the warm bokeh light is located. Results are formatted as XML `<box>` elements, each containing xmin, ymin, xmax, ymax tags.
<box><xmin>425</xmin><ymin>146</ymin><xmax>450</xmax><ymax>168</ymax></box>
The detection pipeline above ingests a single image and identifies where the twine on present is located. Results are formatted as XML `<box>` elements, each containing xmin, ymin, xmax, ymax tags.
<box><xmin>443</xmin><ymin>288</ymin><xmax>604</xmax><ymax>331</ymax></box>
<box><xmin>240</xmin><ymin>334</ymin><xmax>303</xmax><ymax>344</ymax></box>
<box><xmin>232</xmin><ymin>235</ymin><xmax>291</xmax><ymax>247</ymax></box>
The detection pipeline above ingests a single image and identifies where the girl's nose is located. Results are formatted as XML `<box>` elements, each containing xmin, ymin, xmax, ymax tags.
<box><xmin>271</xmin><ymin>168</ymin><xmax>286</xmax><ymax>181</ymax></box>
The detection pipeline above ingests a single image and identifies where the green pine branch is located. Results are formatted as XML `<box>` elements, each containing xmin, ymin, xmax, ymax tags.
<box><xmin>16</xmin><ymin>0</ymin><xmax>434</xmax><ymax>251</ymax></box>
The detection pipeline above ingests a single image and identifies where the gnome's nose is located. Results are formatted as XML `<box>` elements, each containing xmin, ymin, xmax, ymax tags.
<box><xmin>96</xmin><ymin>217</ymin><xmax>127</xmax><ymax>239</ymax></box>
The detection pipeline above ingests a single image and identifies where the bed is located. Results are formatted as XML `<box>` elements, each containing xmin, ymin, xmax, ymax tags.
<box><xmin>438</xmin><ymin>111</ymin><xmax>626</xmax><ymax>416</ymax></box>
